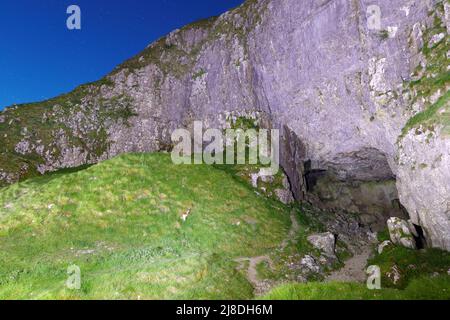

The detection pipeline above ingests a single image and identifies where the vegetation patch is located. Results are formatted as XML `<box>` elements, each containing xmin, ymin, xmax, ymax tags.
<box><xmin>401</xmin><ymin>90</ymin><xmax>450</xmax><ymax>137</ymax></box>
<box><xmin>192</xmin><ymin>68</ymin><xmax>207</xmax><ymax>80</ymax></box>
<box><xmin>261</xmin><ymin>275</ymin><xmax>450</xmax><ymax>300</ymax></box>
<box><xmin>367</xmin><ymin>245</ymin><xmax>450</xmax><ymax>289</ymax></box>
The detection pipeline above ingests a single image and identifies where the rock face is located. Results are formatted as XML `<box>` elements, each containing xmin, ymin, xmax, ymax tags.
<box><xmin>397</xmin><ymin>124</ymin><xmax>450</xmax><ymax>251</ymax></box>
<box><xmin>0</xmin><ymin>0</ymin><xmax>449</xmax><ymax>249</ymax></box>
<box><xmin>306</xmin><ymin>177</ymin><xmax>408</xmax><ymax>231</ymax></box>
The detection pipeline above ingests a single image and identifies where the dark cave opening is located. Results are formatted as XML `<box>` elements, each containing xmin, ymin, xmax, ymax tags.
<box><xmin>412</xmin><ymin>224</ymin><xmax>427</xmax><ymax>249</ymax></box>
<box><xmin>303</xmin><ymin>160</ymin><xmax>327</xmax><ymax>192</ymax></box>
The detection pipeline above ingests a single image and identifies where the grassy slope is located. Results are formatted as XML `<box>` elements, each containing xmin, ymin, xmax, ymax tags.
<box><xmin>0</xmin><ymin>153</ymin><xmax>296</xmax><ymax>299</ymax></box>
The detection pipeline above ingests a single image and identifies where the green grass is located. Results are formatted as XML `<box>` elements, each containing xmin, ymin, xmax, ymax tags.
<box><xmin>0</xmin><ymin>153</ymin><xmax>300</xmax><ymax>299</ymax></box>
<box><xmin>377</xmin><ymin>228</ymin><xmax>390</xmax><ymax>242</ymax></box>
<box><xmin>378</xmin><ymin>30</ymin><xmax>390</xmax><ymax>40</ymax></box>
<box><xmin>367</xmin><ymin>246</ymin><xmax>450</xmax><ymax>289</ymax></box>
<box><xmin>192</xmin><ymin>69</ymin><xmax>207</xmax><ymax>80</ymax></box>
<box><xmin>401</xmin><ymin>90</ymin><xmax>450</xmax><ymax>137</ymax></box>
<box><xmin>261</xmin><ymin>275</ymin><xmax>450</xmax><ymax>300</ymax></box>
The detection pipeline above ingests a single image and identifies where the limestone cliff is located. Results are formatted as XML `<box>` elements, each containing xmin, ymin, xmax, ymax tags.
<box><xmin>0</xmin><ymin>0</ymin><xmax>449</xmax><ymax>250</ymax></box>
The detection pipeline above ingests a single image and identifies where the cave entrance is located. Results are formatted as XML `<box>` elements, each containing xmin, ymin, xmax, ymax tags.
<box><xmin>303</xmin><ymin>160</ymin><xmax>327</xmax><ymax>192</ymax></box>
<box><xmin>412</xmin><ymin>224</ymin><xmax>427</xmax><ymax>249</ymax></box>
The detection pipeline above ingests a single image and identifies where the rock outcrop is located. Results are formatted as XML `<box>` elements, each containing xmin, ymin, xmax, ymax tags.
<box><xmin>387</xmin><ymin>217</ymin><xmax>417</xmax><ymax>250</ymax></box>
<box><xmin>307</xmin><ymin>232</ymin><xmax>336</xmax><ymax>257</ymax></box>
<box><xmin>0</xmin><ymin>0</ymin><xmax>448</xmax><ymax>250</ymax></box>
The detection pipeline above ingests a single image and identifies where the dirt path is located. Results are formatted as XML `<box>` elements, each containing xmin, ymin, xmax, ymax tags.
<box><xmin>326</xmin><ymin>246</ymin><xmax>372</xmax><ymax>283</ymax></box>
<box><xmin>235</xmin><ymin>211</ymin><xmax>299</xmax><ymax>294</ymax></box>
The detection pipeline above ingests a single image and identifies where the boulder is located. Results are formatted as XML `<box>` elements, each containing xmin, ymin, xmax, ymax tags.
<box><xmin>300</xmin><ymin>255</ymin><xmax>321</xmax><ymax>274</ymax></box>
<box><xmin>387</xmin><ymin>217</ymin><xmax>416</xmax><ymax>249</ymax></box>
<box><xmin>274</xmin><ymin>188</ymin><xmax>294</xmax><ymax>204</ymax></box>
<box><xmin>307</xmin><ymin>232</ymin><xmax>336</xmax><ymax>257</ymax></box>
<box><xmin>386</xmin><ymin>264</ymin><xmax>402</xmax><ymax>285</ymax></box>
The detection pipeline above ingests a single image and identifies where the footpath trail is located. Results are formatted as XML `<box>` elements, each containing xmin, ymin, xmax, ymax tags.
<box><xmin>235</xmin><ymin>211</ymin><xmax>299</xmax><ymax>294</ymax></box>
<box><xmin>326</xmin><ymin>246</ymin><xmax>372</xmax><ymax>283</ymax></box>
<box><xmin>236</xmin><ymin>209</ymin><xmax>372</xmax><ymax>294</ymax></box>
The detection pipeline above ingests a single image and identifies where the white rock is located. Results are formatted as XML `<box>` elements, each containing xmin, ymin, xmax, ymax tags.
<box><xmin>307</xmin><ymin>232</ymin><xmax>336</xmax><ymax>257</ymax></box>
<box><xmin>400</xmin><ymin>6</ymin><xmax>410</xmax><ymax>17</ymax></box>
<box><xmin>4</xmin><ymin>203</ymin><xmax>13</xmax><ymax>209</ymax></box>
<box><xmin>387</xmin><ymin>26</ymin><xmax>398</xmax><ymax>38</ymax></box>
<box><xmin>378</xmin><ymin>240</ymin><xmax>392</xmax><ymax>254</ymax></box>
<box><xmin>387</xmin><ymin>265</ymin><xmax>402</xmax><ymax>285</ymax></box>
<box><xmin>387</xmin><ymin>217</ymin><xmax>416</xmax><ymax>249</ymax></box>
<box><xmin>428</xmin><ymin>33</ymin><xmax>445</xmax><ymax>47</ymax></box>
<box><xmin>300</xmin><ymin>255</ymin><xmax>320</xmax><ymax>273</ymax></box>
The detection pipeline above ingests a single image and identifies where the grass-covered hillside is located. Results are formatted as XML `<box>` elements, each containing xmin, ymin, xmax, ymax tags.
<box><xmin>0</xmin><ymin>152</ymin><xmax>303</xmax><ymax>299</ymax></box>
<box><xmin>1</xmin><ymin>152</ymin><xmax>449</xmax><ymax>300</ymax></box>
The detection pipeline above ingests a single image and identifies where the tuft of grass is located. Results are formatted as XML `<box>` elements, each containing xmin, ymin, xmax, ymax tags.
<box><xmin>401</xmin><ymin>90</ymin><xmax>450</xmax><ymax>137</ymax></box>
<box><xmin>192</xmin><ymin>68</ymin><xmax>207</xmax><ymax>80</ymax></box>
<box><xmin>377</xmin><ymin>228</ymin><xmax>391</xmax><ymax>242</ymax></box>
<box><xmin>378</xmin><ymin>30</ymin><xmax>390</xmax><ymax>40</ymax></box>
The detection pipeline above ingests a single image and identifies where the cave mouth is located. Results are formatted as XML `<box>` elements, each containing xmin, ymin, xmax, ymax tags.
<box><xmin>280</xmin><ymin>132</ymin><xmax>416</xmax><ymax>235</ymax></box>
<box><xmin>412</xmin><ymin>224</ymin><xmax>427</xmax><ymax>249</ymax></box>
<box><xmin>300</xmin><ymin>154</ymin><xmax>412</xmax><ymax>233</ymax></box>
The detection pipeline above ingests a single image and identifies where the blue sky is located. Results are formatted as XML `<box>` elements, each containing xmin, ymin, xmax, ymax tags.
<box><xmin>0</xmin><ymin>0</ymin><xmax>244</xmax><ymax>109</ymax></box>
